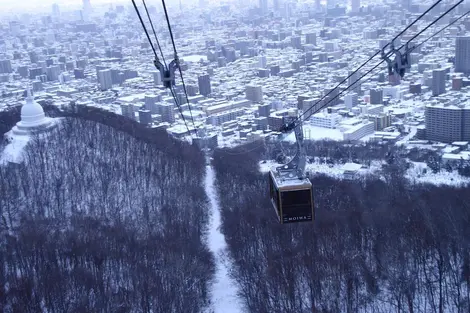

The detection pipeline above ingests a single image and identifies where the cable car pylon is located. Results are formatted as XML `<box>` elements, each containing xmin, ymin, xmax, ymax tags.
<box><xmin>269</xmin><ymin>114</ymin><xmax>315</xmax><ymax>224</ymax></box>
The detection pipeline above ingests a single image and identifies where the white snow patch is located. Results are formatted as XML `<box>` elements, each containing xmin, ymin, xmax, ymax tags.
<box><xmin>396</xmin><ymin>126</ymin><xmax>417</xmax><ymax>145</ymax></box>
<box><xmin>0</xmin><ymin>135</ymin><xmax>30</xmax><ymax>165</ymax></box>
<box><xmin>259</xmin><ymin>159</ymin><xmax>382</xmax><ymax>179</ymax></box>
<box><xmin>205</xmin><ymin>165</ymin><xmax>243</xmax><ymax>313</ymax></box>
<box><xmin>406</xmin><ymin>161</ymin><xmax>470</xmax><ymax>186</ymax></box>
<box><xmin>217</xmin><ymin>134</ymin><xmax>245</xmax><ymax>149</ymax></box>
<box><xmin>282</xmin><ymin>125</ymin><xmax>344</xmax><ymax>143</ymax></box>
<box><xmin>182</xmin><ymin>54</ymin><xmax>207</xmax><ymax>63</ymax></box>
<box><xmin>260</xmin><ymin>159</ymin><xmax>470</xmax><ymax>187</ymax></box>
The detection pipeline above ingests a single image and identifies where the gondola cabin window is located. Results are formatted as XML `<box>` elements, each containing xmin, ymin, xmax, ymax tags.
<box><xmin>280</xmin><ymin>188</ymin><xmax>313</xmax><ymax>224</ymax></box>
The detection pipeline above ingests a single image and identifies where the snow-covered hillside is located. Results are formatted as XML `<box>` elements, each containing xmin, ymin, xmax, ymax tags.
<box><xmin>205</xmin><ymin>165</ymin><xmax>243</xmax><ymax>313</ymax></box>
<box><xmin>0</xmin><ymin>135</ymin><xmax>29</xmax><ymax>165</ymax></box>
<box><xmin>259</xmin><ymin>159</ymin><xmax>381</xmax><ymax>178</ymax></box>
<box><xmin>406</xmin><ymin>161</ymin><xmax>470</xmax><ymax>186</ymax></box>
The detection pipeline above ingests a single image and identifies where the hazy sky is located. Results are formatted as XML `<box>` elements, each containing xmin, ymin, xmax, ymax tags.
<box><xmin>0</xmin><ymin>0</ymin><xmax>181</xmax><ymax>13</ymax></box>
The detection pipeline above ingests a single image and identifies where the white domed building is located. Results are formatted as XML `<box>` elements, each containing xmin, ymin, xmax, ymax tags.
<box><xmin>1</xmin><ymin>90</ymin><xmax>57</xmax><ymax>164</ymax></box>
<box><xmin>9</xmin><ymin>90</ymin><xmax>55</xmax><ymax>137</ymax></box>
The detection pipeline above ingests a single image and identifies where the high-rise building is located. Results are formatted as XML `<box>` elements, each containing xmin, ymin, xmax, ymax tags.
<box><xmin>0</xmin><ymin>59</ymin><xmax>12</xmax><ymax>73</ymax></box>
<box><xmin>305</xmin><ymin>52</ymin><xmax>313</xmax><ymax>63</ymax></box>
<box><xmin>281</xmin><ymin>1</ymin><xmax>292</xmax><ymax>19</ymax></box>
<box><xmin>258</xmin><ymin>103</ymin><xmax>271</xmax><ymax>117</ymax></box>
<box><xmin>74</xmin><ymin>68</ymin><xmax>85</xmax><ymax>79</ymax></box>
<box><xmin>13</xmin><ymin>51</ymin><xmax>21</xmax><ymax>60</ymax></box>
<box><xmin>82</xmin><ymin>0</ymin><xmax>92</xmax><ymax>20</ymax></box>
<box><xmin>327</xmin><ymin>0</ymin><xmax>338</xmax><ymax>8</ymax></box>
<box><xmin>270</xmin><ymin>65</ymin><xmax>280</xmax><ymax>76</ymax></box>
<box><xmin>83</xmin><ymin>0</ymin><xmax>92</xmax><ymax>12</ymax></box>
<box><xmin>46</xmin><ymin>65</ymin><xmax>60</xmax><ymax>81</ymax></box>
<box><xmin>138</xmin><ymin>109</ymin><xmax>152</xmax><ymax>126</ymax></box>
<box><xmin>258</xmin><ymin>55</ymin><xmax>267</xmax><ymax>68</ymax></box>
<box><xmin>409</xmin><ymin>82</ymin><xmax>421</xmax><ymax>94</ymax></box>
<box><xmin>66</xmin><ymin>61</ymin><xmax>75</xmax><ymax>71</ymax></box>
<box><xmin>351</xmin><ymin>0</ymin><xmax>360</xmax><ymax>12</ymax></box>
<box><xmin>153</xmin><ymin>71</ymin><xmax>162</xmax><ymax>86</ymax></box>
<box><xmin>98</xmin><ymin>69</ymin><xmax>112</xmax><ymax>90</ymax></box>
<box><xmin>29</xmin><ymin>68</ymin><xmax>43</xmax><ymax>79</ymax></box>
<box><xmin>52</xmin><ymin>3</ymin><xmax>60</xmax><ymax>17</ymax></box>
<box><xmin>425</xmin><ymin>103</ymin><xmax>470</xmax><ymax>143</ymax></box>
<box><xmin>120</xmin><ymin>103</ymin><xmax>135</xmax><ymax>120</ymax></box>
<box><xmin>159</xmin><ymin>102</ymin><xmax>175</xmax><ymax>123</ymax></box>
<box><xmin>402</xmin><ymin>0</ymin><xmax>411</xmax><ymax>10</ymax></box>
<box><xmin>145</xmin><ymin>95</ymin><xmax>160</xmax><ymax>113</ymax></box>
<box><xmin>324</xmin><ymin>86</ymin><xmax>340</xmax><ymax>107</ymax></box>
<box><xmin>432</xmin><ymin>68</ymin><xmax>446</xmax><ymax>97</ymax></box>
<box><xmin>315</xmin><ymin>0</ymin><xmax>321</xmax><ymax>11</ymax></box>
<box><xmin>305</xmin><ymin>33</ymin><xmax>316</xmax><ymax>45</ymax></box>
<box><xmin>186</xmin><ymin>84</ymin><xmax>198</xmax><ymax>96</ymax></box>
<box><xmin>259</xmin><ymin>0</ymin><xmax>268</xmax><ymax>14</ymax></box>
<box><xmin>455</xmin><ymin>36</ymin><xmax>470</xmax><ymax>74</ymax></box>
<box><xmin>218</xmin><ymin>57</ymin><xmax>226</xmax><ymax>67</ymax></box>
<box><xmin>291</xmin><ymin>36</ymin><xmax>302</xmax><ymax>49</ymax></box>
<box><xmin>198</xmin><ymin>74</ymin><xmax>211</xmax><ymax>96</ymax></box>
<box><xmin>9</xmin><ymin>21</ymin><xmax>20</xmax><ymax>36</ymax></box>
<box><xmin>246</xmin><ymin>85</ymin><xmax>263</xmax><ymax>103</ymax></box>
<box><xmin>452</xmin><ymin>77</ymin><xmax>463</xmax><ymax>91</ymax></box>
<box><xmin>369</xmin><ymin>88</ymin><xmax>383</xmax><ymax>104</ymax></box>
<box><xmin>348</xmin><ymin>70</ymin><xmax>361</xmax><ymax>95</ymax></box>
<box><xmin>344</xmin><ymin>92</ymin><xmax>358</xmax><ymax>109</ymax></box>
<box><xmin>297</xmin><ymin>95</ymin><xmax>310</xmax><ymax>111</ymax></box>
<box><xmin>18</xmin><ymin>66</ymin><xmax>29</xmax><ymax>78</ymax></box>
<box><xmin>273</xmin><ymin>0</ymin><xmax>280</xmax><ymax>11</ymax></box>
<box><xmin>32</xmin><ymin>81</ymin><xmax>43</xmax><ymax>92</ymax></box>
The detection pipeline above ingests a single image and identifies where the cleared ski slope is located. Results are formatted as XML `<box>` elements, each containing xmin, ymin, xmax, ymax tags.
<box><xmin>205</xmin><ymin>165</ymin><xmax>243</xmax><ymax>313</ymax></box>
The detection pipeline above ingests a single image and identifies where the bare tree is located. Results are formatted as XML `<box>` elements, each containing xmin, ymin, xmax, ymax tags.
<box><xmin>213</xmin><ymin>140</ymin><xmax>470</xmax><ymax>313</ymax></box>
<box><xmin>0</xmin><ymin>113</ymin><xmax>214</xmax><ymax>312</ymax></box>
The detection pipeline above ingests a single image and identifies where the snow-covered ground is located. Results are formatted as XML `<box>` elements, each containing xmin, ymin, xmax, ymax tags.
<box><xmin>283</xmin><ymin>125</ymin><xmax>344</xmax><ymax>143</ymax></box>
<box><xmin>0</xmin><ymin>135</ymin><xmax>30</xmax><ymax>165</ymax></box>
<box><xmin>396</xmin><ymin>126</ymin><xmax>418</xmax><ymax>145</ymax></box>
<box><xmin>406</xmin><ymin>161</ymin><xmax>470</xmax><ymax>187</ymax></box>
<box><xmin>260</xmin><ymin>159</ymin><xmax>470</xmax><ymax>187</ymax></box>
<box><xmin>0</xmin><ymin>118</ymin><xmax>61</xmax><ymax>165</ymax></box>
<box><xmin>259</xmin><ymin>159</ymin><xmax>382</xmax><ymax>179</ymax></box>
<box><xmin>183</xmin><ymin>54</ymin><xmax>208</xmax><ymax>63</ymax></box>
<box><xmin>204</xmin><ymin>165</ymin><xmax>243</xmax><ymax>313</ymax></box>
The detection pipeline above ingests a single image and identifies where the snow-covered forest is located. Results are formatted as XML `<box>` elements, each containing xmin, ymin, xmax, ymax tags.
<box><xmin>0</xmin><ymin>106</ymin><xmax>20</xmax><ymax>149</ymax></box>
<box><xmin>214</xmin><ymin>140</ymin><xmax>470</xmax><ymax>313</ymax></box>
<box><xmin>0</xmin><ymin>113</ymin><xmax>215</xmax><ymax>312</ymax></box>
<box><xmin>2</xmin><ymin>104</ymin><xmax>470</xmax><ymax>312</ymax></box>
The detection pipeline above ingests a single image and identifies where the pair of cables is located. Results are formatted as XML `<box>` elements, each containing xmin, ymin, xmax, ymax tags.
<box><xmin>286</xmin><ymin>0</ymin><xmax>466</xmax><ymax>131</ymax></box>
<box><xmin>132</xmin><ymin>0</ymin><xmax>198</xmax><ymax>138</ymax></box>
<box><xmin>226</xmin><ymin>1</ymin><xmax>468</xmax><ymax>156</ymax></box>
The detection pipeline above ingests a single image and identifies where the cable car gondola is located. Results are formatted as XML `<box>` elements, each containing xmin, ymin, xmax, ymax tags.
<box><xmin>269</xmin><ymin>115</ymin><xmax>314</xmax><ymax>224</ymax></box>
<box><xmin>269</xmin><ymin>170</ymin><xmax>314</xmax><ymax>224</ymax></box>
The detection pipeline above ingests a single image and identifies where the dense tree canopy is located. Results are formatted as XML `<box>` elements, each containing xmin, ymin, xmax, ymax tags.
<box><xmin>0</xmin><ymin>106</ymin><xmax>21</xmax><ymax>148</ymax></box>
<box><xmin>214</xmin><ymin>140</ymin><xmax>470</xmax><ymax>313</ymax></box>
<box><xmin>0</xmin><ymin>115</ymin><xmax>214</xmax><ymax>312</ymax></box>
<box><xmin>3</xmin><ymin>101</ymin><xmax>470</xmax><ymax>312</ymax></box>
